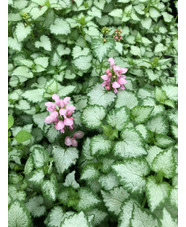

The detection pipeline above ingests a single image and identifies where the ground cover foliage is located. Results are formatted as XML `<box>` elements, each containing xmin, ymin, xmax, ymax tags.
<box><xmin>8</xmin><ymin>0</ymin><xmax>178</xmax><ymax>226</ymax></box>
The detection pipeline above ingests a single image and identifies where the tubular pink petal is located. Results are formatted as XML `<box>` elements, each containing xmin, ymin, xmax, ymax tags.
<box><xmin>64</xmin><ymin>117</ymin><xmax>74</xmax><ymax>126</ymax></box>
<box><xmin>65</xmin><ymin>136</ymin><xmax>72</xmax><ymax>146</ymax></box>
<box><xmin>59</xmin><ymin>109</ymin><xmax>67</xmax><ymax>116</ymax></box>
<box><xmin>52</xmin><ymin>94</ymin><xmax>59</xmax><ymax>101</ymax></box>
<box><xmin>44</xmin><ymin>116</ymin><xmax>53</xmax><ymax>124</ymax></box>
<box><xmin>55</xmin><ymin>121</ymin><xmax>65</xmax><ymax>130</ymax></box>
<box><xmin>71</xmin><ymin>138</ymin><xmax>78</xmax><ymax>147</ymax></box>
<box><xmin>112</xmin><ymin>81</ymin><xmax>120</xmax><ymax>89</ymax></box>
<box><xmin>101</xmin><ymin>75</ymin><xmax>109</xmax><ymax>80</ymax></box>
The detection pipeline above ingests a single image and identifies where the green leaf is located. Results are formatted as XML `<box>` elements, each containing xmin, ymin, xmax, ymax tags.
<box><xmin>162</xmin><ymin>12</ymin><xmax>173</xmax><ymax>22</ymax></box>
<box><xmin>155</xmin><ymin>87</ymin><xmax>167</xmax><ymax>104</ymax></box>
<box><xmin>149</xmin><ymin>7</ymin><xmax>161</xmax><ymax>19</ymax></box>
<box><xmin>72</xmin><ymin>46</ymin><xmax>90</xmax><ymax>59</ymax></box>
<box><xmin>114</xmin><ymin>128</ymin><xmax>147</xmax><ymax>158</ymax></box>
<box><xmin>15</xmin><ymin>22</ymin><xmax>31</xmax><ymax>42</ymax></box>
<box><xmin>8</xmin><ymin>37</ymin><xmax>22</xmax><ymax>51</ymax></box>
<box><xmin>15</xmin><ymin>130</ymin><xmax>32</xmax><ymax>143</ymax></box>
<box><xmin>146</xmin><ymin>176</ymin><xmax>170</xmax><ymax>211</ymax></box>
<box><xmin>81</xmin><ymin>105</ymin><xmax>106</xmax><ymax>129</ymax></box>
<box><xmin>8</xmin><ymin>185</ymin><xmax>26</xmax><ymax>202</ymax></box>
<box><xmin>109</xmin><ymin>9</ymin><xmax>123</xmax><ymax>18</ymax></box>
<box><xmin>131</xmin><ymin>203</ymin><xmax>158</xmax><ymax>227</ymax></box>
<box><xmin>26</xmin><ymin>196</ymin><xmax>46</xmax><ymax>217</ymax></box>
<box><xmin>141</xmin><ymin>17</ymin><xmax>152</xmax><ymax>29</ymax></box>
<box><xmin>115</xmin><ymin>90</ymin><xmax>138</xmax><ymax>109</ymax></box>
<box><xmin>22</xmin><ymin>89</ymin><xmax>45</xmax><ymax>103</ymax></box>
<box><xmin>61</xmin><ymin>212</ymin><xmax>90</xmax><ymax>227</ymax></box>
<box><xmin>88</xmin><ymin>84</ymin><xmax>115</xmax><ymax>108</ymax></box>
<box><xmin>74</xmin><ymin>0</ymin><xmax>83</xmax><ymax>7</ymax></box>
<box><xmin>30</xmin><ymin>6</ymin><xmax>48</xmax><ymax>20</ymax></box>
<box><xmin>57</xmin><ymin>44</ymin><xmax>71</xmax><ymax>56</ymax></box>
<box><xmin>162</xmin><ymin>85</ymin><xmax>178</xmax><ymax>102</ymax></box>
<box><xmin>35</xmin><ymin>35</ymin><xmax>51</xmax><ymax>51</ymax></box>
<box><xmin>160</xmin><ymin>209</ymin><xmax>177</xmax><ymax>227</ymax></box>
<box><xmin>46</xmin><ymin>206</ymin><xmax>65</xmax><ymax>227</ymax></box>
<box><xmin>106</xmin><ymin>107</ymin><xmax>130</xmax><ymax>131</ymax></box>
<box><xmin>154</xmin><ymin>43</ymin><xmax>167</xmax><ymax>53</ymax></box>
<box><xmin>41</xmin><ymin>175</ymin><xmax>57</xmax><ymax>201</ymax></box>
<box><xmin>64</xmin><ymin>171</ymin><xmax>80</xmax><ymax>189</ymax></box>
<box><xmin>24</xmin><ymin>156</ymin><xmax>34</xmax><ymax>175</ymax></box>
<box><xmin>76</xmin><ymin>188</ymin><xmax>100</xmax><ymax>211</ymax></box>
<box><xmin>90</xmin><ymin>135</ymin><xmax>112</xmax><ymax>156</ymax></box>
<box><xmin>50</xmin><ymin>18</ymin><xmax>70</xmax><ymax>35</ymax></box>
<box><xmin>112</xmin><ymin>159</ymin><xmax>150</xmax><ymax>193</ymax></box>
<box><xmin>146</xmin><ymin>146</ymin><xmax>163</xmax><ymax>166</ymax></box>
<box><xmin>52</xmin><ymin>146</ymin><xmax>79</xmax><ymax>174</ymax></box>
<box><xmin>98</xmin><ymin>172</ymin><xmax>119</xmax><ymax>191</ymax></box>
<box><xmin>8</xmin><ymin>201</ymin><xmax>31</xmax><ymax>227</ymax></box>
<box><xmin>130</xmin><ymin>46</ymin><xmax>141</xmax><ymax>57</ymax></box>
<box><xmin>81</xmin><ymin>164</ymin><xmax>99</xmax><ymax>180</ymax></box>
<box><xmin>73</xmin><ymin>55</ymin><xmax>92</xmax><ymax>71</ymax></box>
<box><xmin>13</xmin><ymin>66</ymin><xmax>33</xmax><ymax>78</ymax></box>
<box><xmin>171</xmin><ymin>124</ymin><xmax>178</xmax><ymax>139</ymax></box>
<box><xmin>152</xmin><ymin>148</ymin><xmax>176</xmax><ymax>179</ymax></box>
<box><xmin>147</xmin><ymin>114</ymin><xmax>168</xmax><ymax>134</ymax></box>
<box><xmin>92</xmin><ymin>39</ymin><xmax>115</xmax><ymax>62</ymax></box>
<box><xmin>132</xmin><ymin>106</ymin><xmax>154</xmax><ymax>123</ymax></box>
<box><xmin>34</xmin><ymin>57</ymin><xmax>49</xmax><ymax>71</ymax></box>
<box><xmin>8</xmin><ymin>115</ymin><xmax>14</xmax><ymax>129</ymax></box>
<box><xmin>32</xmin><ymin>146</ymin><xmax>49</xmax><ymax>168</ymax></box>
<box><xmin>88</xmin><ymin>6</ymin><xmax>102</xmax><ymax>18</ymax></box>
<box><xmin>119</xmin><ymin>199</ymin><xmax>137</xmax><ymax>227</ymax></box>
<box><xmin>28</xmin><ymin>168</ymin><xmax>45</xmax><ymax>185</ymax></box>
<box><xmin>101</xmin><ymin>187</ymin><xmax>129</xmax><ymax>215</ymax></box>
<box><xmin>155</xmin><ymin>134</ymin><xmax>174</xmax><ymax>148</ymax></box>
<box><xmin>85</xmin><ymin>208</ymin><xmax>107</xmax><ymax>226</ymax></box>
<box><xmin>58</xmin><ymin>85</ymin><xmax>76</xmax><ymax>97</ymax></box>
<box><xmin>33</xmin><ymin>112</ymin><xmax>48</xmax><ymax>130</ymax></box>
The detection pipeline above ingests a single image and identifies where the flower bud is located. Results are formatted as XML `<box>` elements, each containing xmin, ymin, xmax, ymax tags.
<box><xmin>106</xmin><ymin>85</ymin><xmax>111</xmax><ymax>90</ymax></box>
<box><xmin>73</xmin><ymin>131</ymin><xmax>84</xmax><ymax>139</ymax></box>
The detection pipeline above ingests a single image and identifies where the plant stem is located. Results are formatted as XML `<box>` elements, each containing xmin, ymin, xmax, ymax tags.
<box><xmin>142</xmin><ymin>196</ymin><xmax>147</xmax><ymax>209</ymax></box>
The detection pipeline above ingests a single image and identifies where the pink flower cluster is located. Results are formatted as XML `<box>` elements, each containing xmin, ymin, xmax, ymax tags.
<box><xmin>113</xmin><ymin>29</ymin><xmax>122</xmax><ymax>42</ymax></box>
<box><xmin>44</xmin><ymin>94</ymin><xmax>76</xmax><ymax>133</ymax></box>
<box><xmin>101</xmin><ymin>58</ymin><xmax>127</xmax><ymax>93</ymax></box>
<box><xmin>65</xmin><ymin>131</ymin><xmax>84</xmax><ymax>147</ymax></box>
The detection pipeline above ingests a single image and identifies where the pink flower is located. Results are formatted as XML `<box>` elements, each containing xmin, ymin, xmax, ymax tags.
<box><xmin>52</xmin><ymin>94</ymin><xmax>59</xmax><ymax>101</ymax></box>
<box><xmin>106</xmin><ymin>69</ymin><xmax>110</xmax><ymax>74</ymax></box>
<box><xmin>50</xmin><ymin>111</ymin><xmax>58</xmax><ymax>120</ymax></box>
<box><xmin>55</xmin><ymin>121</ymin><xmax>65</xmax><ymax>130</ymax></box>
<box><xmin>44</xmin><ymin>116</ymin><xmax>53</xmax><ymax>124</ymax></box>
<box><xmin>106</xmin><ymin>85</ymin><xmax>111</xmax><ymax>90</ymax></box>
<box><xmin>73</xmin><ymin>131</ymin><xmax>84</xmax><ymax>139</ymax></box>
<box><xmin>101</xmin><ymin>75</ymin><xmax>109</xmax><ymax>80</ymax></box>
<box><xmin>45</xmin><ymin>102</ymin><xmax>56</xmax><ymax>112</ymax></box>
<box><xmin>65</xmin><ymin>136</ymin><xmax>72</xmax><ymax>146</ymax></box>
<box><xmin>66</xmin><ymin>105</ymin><xmax>76</xmax><ymax>113</ymax></box>
<box><xmin>117</xmin><ymin>77</ymin><xmax>127</xmax><ymax>85</ymax></box>
<box><xmin>120</xmin><ymin>68</ymin><xmax>128</xmax><ymax>74</ymax></box>
<box><xmin>108</xmin><ymin>58</ymin><xmax>115</xmax><ymax>67</ymax></box>
<box><xmin>64</xmin><ymin>117</ymin><xmax>74</xmax><ymax>126</ymax></box>
<box><xmin>63</xmin><ymin>97</ymin><xmax>70</xmax><ymax>105</ymax></box>
<box><xmin>59</xmin><ymin>109</ymin><xmax>67</xmax><ymax>116</ymax></box>
<box><xmin>112</xmin><ymin>81</ymin><xmax>120</xmax><ymax>93</ymax></box>
<box><xmin>71</xmin><ymin>138</ymin><xmax>78</xmax><ymax>147</ymax></box>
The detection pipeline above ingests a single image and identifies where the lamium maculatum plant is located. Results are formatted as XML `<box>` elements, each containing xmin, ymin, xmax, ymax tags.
<box><xmin>8</xmin><ymin>0</ymin><xmax>178</xmax><ymax>226</ymax></box>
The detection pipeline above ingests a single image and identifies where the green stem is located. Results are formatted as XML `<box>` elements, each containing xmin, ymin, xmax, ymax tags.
<box><xmin>99</xmin><ymin>61</ymin><xmax>103</xmax><ymax>82</ymax></box>
<box><xmin>142</xmin><ymin>196</ymin><xmax>147</xmax><ymax>209</ymax></box>
<box><xmin>81</xmin><ymin>26</ymin><xmax>88</xmax><ymax>47</ymax></box>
